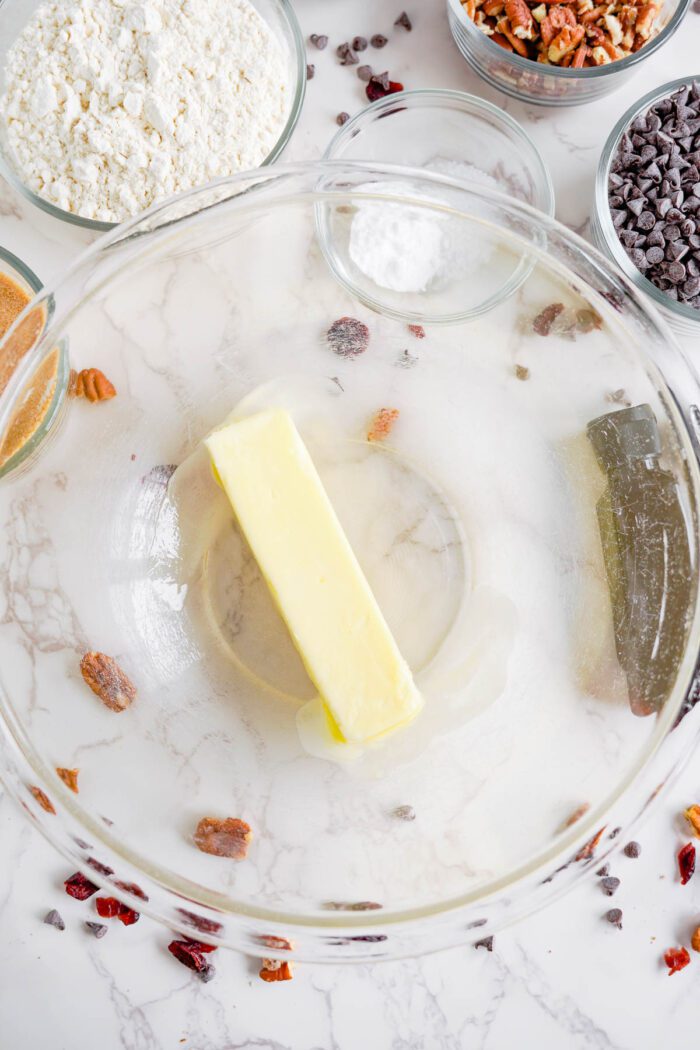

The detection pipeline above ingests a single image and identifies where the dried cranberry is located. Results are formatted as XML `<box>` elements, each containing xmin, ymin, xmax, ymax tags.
<box><xmin>366</xmin><ymin>75</ymin><xmax>403</xmax><ymax>103</ymax></box>
<box><xmin>64</xmin><ymin>872</ymin><xmax>99</xmax><ymax>901</ymax></box>
<box><xmin>327</xmin><ymin>317</ymin><xmax>370</xmax><ymax>357</ymax></box>
<box><xmin>407</xmin><ymin>324</ymin><xmax>425</xmax><ymax>339</ymax></box>
<box><xmin>113</xmin><ymin>880</ymin><xmax>149</xmax><ymax>902</ymax></box>
<box><xmin>95</xmin><ymin>897</ymin><xmax>140</xmax><ymax>925</ymax></box>
<box><xmin>678</xmin><ymin>842</ymin><xmax>696</xmax><ymax>885</ymax></box>
<box><xmin>176</xmin><ymin>908</ymin><xmax>223</xmax><ymax>936</ymax></box>
<box><xmin>664</xmin><ymin>946</ymin><xmax>691</xmax><ymax>974</ymax></box>
<box><xmin>86</xmin><ymin>858</ymin><xmax>114</xmax><ymax>877</ymax></box>
<box><xmin>185</xmin><ymin>938</ymin><xmax>218</xmax><ymax>954</ymax></box>
<box><xmin>168</xmin><ymin>939</ymin><xmax>208</xmax><ymax>973</ymax></box>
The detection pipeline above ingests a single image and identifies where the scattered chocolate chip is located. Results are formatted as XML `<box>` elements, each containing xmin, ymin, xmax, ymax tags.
<box><xmin>623</xmin><ymin>841</ymin><xmax>641</xmax><ymax>858</ymax></box>
<box><xmin>596</xmin><ymin>865</ymin><xmax>610</xmax><ymax>877</ymax></box>
<box><xmin>605</xmin><ymin>908</ymin><xmax>623</xmax><ymax>929</ymax></box>
<box><xmin>371</xmin><ymin>33</ymin><xmax>388</xmax><ymax>47</ymax></box>
<box><xmin>306</xmin><ymin>63</ymin><xmax>315</xmax><ymax>80</ymax></box>
<box><xmin>199</xmin><ymin>963</ymin><xmax>216</xmax><ymax>982</ymax></box>
<box><xmin>44</xmin><ymin>909</ymin><xmax>65</xmax><ymax>931</ymax></box>
<box><xmin>336</xmin><ymin>111</ymin><xmax>350</xmax><ymax>126</ymax></box>
<box><xmin>393</xmin><ymin>804</ymin><xmax>416</xmax><ymax>821</ymax></box>
<box><xmin>474</xmin><ymin>936</ymin><xmax>494</xmax><ymax>951</ymax></box>
<box><xmin>600</xmin><ymin>876</ymin><xmax>621</xmax><ymax>897</ymax></box>
<box><xmin>85</xmin><ymin>921</ymin><xmax>108</xmax><ymax>938</ymax></box>
<box><xmin>609</xmin><ymin>826</ymin><xmax>622</xmax><ymax>839</ymax></box>
<box><xmin>467</xmin><ymin>918</ymin><xmax>488</xmax><ymax>929</ymax></box>
<box><xmin>309</xmin><ymin>33</ymin><xmax>328</xmax><ymax>50</ymax></box>
<box><xmin>327</xmin><ymin>316</ymin><xmax>369</xmax><ymax>356</ymax></box>
<box><xmin>336</xmin><ymin>41</ymin><xmax>358</xmax><ymax>65</ymax></box>
<box><xmin>357</xmin><ymin>64</ymin><xmax>373</xmax><ymax>81</ymax></box>
<box><xmin>352</xmin><ymin>35</ymin><xmax>368</xmax><ymax>51</ymax></box>
<box><xmin>394</xmin><ymin>11</ymin><xmax>412</xmax><ymax>29</ymax></box>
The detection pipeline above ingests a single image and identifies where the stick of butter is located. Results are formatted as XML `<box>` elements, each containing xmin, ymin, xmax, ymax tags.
<box><xmin>205</xmin><ymin>410</ymin><xmax>423</xmax><ymax>744</ymax></box>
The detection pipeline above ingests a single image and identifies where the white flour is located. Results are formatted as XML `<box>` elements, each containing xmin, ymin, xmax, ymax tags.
<box><xmin>0</xmin><ymin>0</ymin><xmax>290</xmax><ymax>222</ymax></box>
<box><xmin>348</xmin><ymin>162</ymin><xmax>501</xmax><ymax>294</ymax></box>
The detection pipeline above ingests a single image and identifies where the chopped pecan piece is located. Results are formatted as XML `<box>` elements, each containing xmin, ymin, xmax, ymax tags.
<box><xmin>56</xmin><ymin>767</ymin><xmax>79</xmax><ymax>793</ymax></box>
<box><xmin>684</xmin><ymin>805</ymin><xmax>700</xmax><ymax>838</ymax></box>
<box><xmin>548</xmin><ymin>23</ymin><xmax>585</xmax><ymax>61</ymax></box>
<box><xmin>367</xmin><ymin>407</ymin><xmax>400</xmax><ymax>443</ymax></box>
<box><xmin>505</xmin><ymin>0</ymin><xmax>535</xmax><ymax>37</ymax></box>
<box><xmin>80</xmin><ymin>652</ymin><xmax>136</xmax><ymax>712</ymax></box>
<box><xmin>29</xmin><ymin>785</ymin><xmax>56</xmax><ymax>814</ymax></box>
<box><xmin>259</xmin><ymin>959</ymin><xmax>293</xmax><ymax>982</ymax></box>
<box><xmin>541</xmin><ymin>6</ymin><xmax>575</xmax><ymax>46</ymax></box>
<box><xmin>496</xmin><ymin>17</ymin><xmax>530</xmax><ymax>54</ymax></box>
<box><xmin>492</xmin><ymin>30</ymin><xmax>515</xmax><ymax>49</ymax></box>
<box><xmin>71</xmin><ymin>368</ymin><xmax>116</xmax><ymax>403</ymax></box>
<box><xmin>193</xmin><ymin>816</ymin><xmax>252</xmax><ymax>859</ymax></box>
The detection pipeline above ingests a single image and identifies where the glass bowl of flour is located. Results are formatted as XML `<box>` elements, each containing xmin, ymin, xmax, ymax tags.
<box><xmin>0</xmin><ymin>0</ymin><xmax>304</xmax><ymax>230</ymax></box>
<box><xmin>322</xmin><ymin>90</ymin><xmax>554</xmax><ymax>323</ymax></box>
<box><xmin>1</xmin><ymin>162</ymin><xmax>699</xmax><ymax>962</ymax></box>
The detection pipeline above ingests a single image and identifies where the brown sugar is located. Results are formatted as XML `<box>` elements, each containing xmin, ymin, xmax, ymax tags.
<box><xmin>0</xmin><ymin>270</ymin><xmax>57</xmax><ymax>469</ymax></box>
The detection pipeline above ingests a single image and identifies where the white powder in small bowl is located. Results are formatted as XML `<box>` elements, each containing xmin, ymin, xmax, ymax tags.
<box><xmin>348</xmin><ymin>161</ymin><xmax>502</xmax><ymax>295</ymax></box>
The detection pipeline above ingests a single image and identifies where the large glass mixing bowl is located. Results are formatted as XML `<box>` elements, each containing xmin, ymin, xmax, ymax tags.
<box><xmin>1</xmin><ymin>163</ymin><xmax>700</xmax><ymax>962</ymax></box>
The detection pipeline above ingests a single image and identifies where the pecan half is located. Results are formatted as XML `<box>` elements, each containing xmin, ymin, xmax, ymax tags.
<box><xmin>56</xmin><ymin>767</ymin><xmax>79</xmax><ymax>793</ymax></box>
<box><xmin>193</xmin><ymin>816</ymin><xmax>252</xmax><ymax>860</ymax></box>
<box><xmin>71</xmin><ymin>368</ymin><xmax>117</xmax><ymax>403</ymax></box>
<box><xmin>80</xmin><ymin>652</ymin><xmax>136</xmax><ymax>712</ymax></box>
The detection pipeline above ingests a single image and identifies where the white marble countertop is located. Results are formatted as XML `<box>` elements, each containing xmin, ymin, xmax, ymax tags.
<box><xmin>1</xmin><ymin>1</ymin><xmax>700</xmax><ymax>1047</ymax></box>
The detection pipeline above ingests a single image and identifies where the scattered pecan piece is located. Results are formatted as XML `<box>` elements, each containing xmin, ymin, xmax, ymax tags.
<box><xmin>80</xmin><ymin>652</ymin><xmax>136</xmax><ymax>712</ymax></box>
<box><xmin>515</xmin><ymin>364</ymin><xmax>530</xmax><ymax>381</ymax></box>
<box><xmin>367</xmin><ymin>407</ymin><xmax>399</xmax><ymax>443</ymax></box>
<box><xmin>407</xmin><ymin>323</ymin><xmax>425</xmax><ymax>338</ymax></box>
<box><xmin>56</xmin><ymin>767</ymin><xmax>79</xmax><ymax>793</ymax></box>
<box><xmin>561</xmin><ymin>802</ymin><xmax>589</xmax><ymax>829</ymax></box>
<box><xmin>193</xmin><ymin>816</ymin><xmax>252</xmax><ymax>860</ymax></box>
<box><xmin>71</xmin><ymin>368</ymin><xmax>117</xmax><ymax>403</ymax></box>
<box><xmin>259</xmin><ymin>959</ymin><xmax>293</xmax><ymax>982</ymax></box>
<box><xmin>575</xmin><ymin>826</ymin><xmax>606</xmax><ymax>862</ymax></box>
<box><xmin>257</xmin><ymin>935</ymin><xmax>293</xmax><ymax>952</ymax></box>
<box><xmin>684</xmin><ymin>805</ymin><xmax>700</xmax><ymax>838</ymax></box>
<box><xmin>664</xmin><ymin>947</ymin><xmax>690</xmax><ymax>975</ymax></box>
<box><xmin>533</xmin><ymin>303</ymin><xmax>565</xmax><ymax>336</ymax></box>
<box><xmin>692</xmin><ymin>927</ymin><xmax>700</xmax><ymax>953</ymax></box>
<box><xmin>29</xmin><ymin>785</ymin><xmax>55</xmax><ymax>814</ymax></box>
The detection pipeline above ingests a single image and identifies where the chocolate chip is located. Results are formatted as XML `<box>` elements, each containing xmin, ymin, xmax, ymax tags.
<box><xmin>199</xmin><ymin>963</ymin><xmax>216</xmax><ymax>983</ymax></box>
<box><xmin>310</xmin><ymin>34</ymin><xmax>328</xmax><ymax>49</ymax></box>
<box><xmin>596</xmin><ymin>865</ymin><xmax>610</xmax><ymax>877</ymax></box>
<box><xmin>623</xmin><ymin>841</ymin><xmax>641</xmax><ymax>858</ymax></box>
<box><xmin>605</xmin><ymin>908</ymin><xmax>623</xmax><ymax>929</ymax></box>
<box><xmin>336</xmin><ymin>42</ymin><xmax>358</xmax><ymax>65</ymax></box>
<box><xmin>44</xmin><ymin>909</ymin><xmax>65</xmax><ymax>931</ymax></box>
<box><xmin>357</xmin><ymin>64</ymin><xmax>373</xmax><ymax>81</ymax></box>
<box><xmin>646</xmin><ymin>246</ymin><xmax>665</xmax><ymax>265</ymax></box>
<box><xmin>336</xmin><ymin>112</ymin><xmax>350</xmax><ymax>126</ymax></box>
<box><xmin>370</xmin><ymin>34</ymin><xmax>388</xmax><ymax>47</ymax></box>
<box><xmin>474</xmin><ymin>936</ymin><xmax>494</xmax><ymax>951</ymax></box>
<box><xmin>394</xmin><ymin>11</ymin><xmax>412</xmax><ymax>29</ymax></box>
<box><xmin>85</xmin><ymin>921</ymin><xmax>108</xmax><ymax>938</ymax></box>
<box><xmin>637</xmin><ymin>211</ymin><xmax>656</xmax><ymax>230</ymax></box>
<box><xmin>306</xmin><ymin>64</ymin><xmax>315</xmax><ymax>80</ymax></box>
<box><xmin>352</xmin><ymin>35</ymin><xmax>368</xmax><ymax>51</ymax></box>
<box><xmin>668</xmin><ymin>261</ymin><xmax>687</xmax><ymax>282</ymax></box>
<box><xmin>600</xmin><ymin>876</ymin><xmax>621</xmax><ymax>896</ymax></box>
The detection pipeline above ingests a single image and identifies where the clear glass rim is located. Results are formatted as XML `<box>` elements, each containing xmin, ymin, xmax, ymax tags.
<box><xmin>0</xmin><ymin>0</ymin><xmax>306</xmax><ymax>232</ymax></box>
<box><xmin>322</xmin><ymin>88</ymin><xmax>556</xmax><ymax>218</ymax></box>
<box><xmin>1</xmin><ymin>162</ymin><xmax>700</xmax><ymax>950</ymax></box>
<box><xmin>594</xmin><ymin>75</ymin><xmax>700</xmax><ymax>329</ymax></box>
<box><xmin>447</xmin><ymin>0</ymin><xmax>691</xmax><ymax>79</ymax></box>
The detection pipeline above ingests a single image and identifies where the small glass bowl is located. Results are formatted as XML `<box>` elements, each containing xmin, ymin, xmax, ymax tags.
<box><xmin>446</xmin><ymin>0</ymin><xmax>691</xmax><ymax>107</ymax></box>
<box><xmin>0</xmin><ymin>0</ymin><xmax>306</xmax><ymax>232</ymax></box>
<box><xmin>320</xmin><ymin>90</ymin><xmax>554</xmax><ymax>324</ymax></box>
<box><xmin>324</xmin><ymin>89</ymin><xmax>554</xmax><ymax>215</ymax></box>
<box><xmin>592</xmin><ymin>77</ymin><xmax>700</xmax><ymax>338</ymax></box>
<box><xmin>0</xmin><ymin>246</ymin><xmax>68</xmax><ymax>479</ymax></box>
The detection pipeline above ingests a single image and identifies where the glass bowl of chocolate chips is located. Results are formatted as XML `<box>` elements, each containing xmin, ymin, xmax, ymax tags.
<box><xmin>447</xmin><ymin>0</ymin><xmax>690</xmax><ymax>106</ymax></box>
<box><xmin>1</xmin><ymin>163</ymin><xmax>700</xmax><ymax>963</ymax></box>
<box><xmin>593</xmin><ymin>78</ymin><xmax>700</xmax><ymax>336</ymax></box>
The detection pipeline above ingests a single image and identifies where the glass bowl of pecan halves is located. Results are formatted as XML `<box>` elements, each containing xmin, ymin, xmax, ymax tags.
<box><xmin>1</xmin><ymin>163</ymin><xmax>700</xmax><ymax>963</ymax></box>
<box><xmin>447</xmin><ymin>0</ymin><xmax>691</xmax><ymax>106</ymax></box>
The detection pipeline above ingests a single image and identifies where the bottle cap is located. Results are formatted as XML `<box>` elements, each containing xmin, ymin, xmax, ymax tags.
<box><xmin>587</xmin><ymin>404</ymin><xmax>660</xmax><ymax>469</ymax></box>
